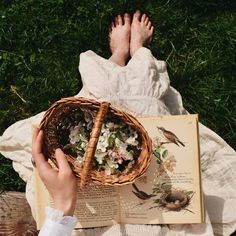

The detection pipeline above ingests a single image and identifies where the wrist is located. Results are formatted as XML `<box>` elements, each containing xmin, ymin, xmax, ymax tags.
<box><xmin>53</xmin><ymin>198</ymin><xmax>77</xmax><ymax>216</ymax></box>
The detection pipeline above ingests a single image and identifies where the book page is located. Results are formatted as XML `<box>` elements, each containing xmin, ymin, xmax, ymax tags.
<box><xmin>119</xmin><ymin>114</ymin><xmax>204</xmax><ymax>224</ymax></box>
<box><xmin>74</xmin><ymin>183</ymin><xmax>120</xmax><ymax>228</ymax></box>
<box><xmin>34</xmin><ymin>169</ymin><xmax>51</xmax><ymax>230</ymax></box>
<box><xmin>34</xmin><ymin>170</ymin><xmax>120</xmax><ymax>229</ymax></box>
<box><xmin>35</xmin><ymin>114</ymin><xmax>204</xmax><ymax>228</ymax></box>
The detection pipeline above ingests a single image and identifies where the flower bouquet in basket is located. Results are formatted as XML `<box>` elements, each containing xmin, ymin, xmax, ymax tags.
<box><xmin>40</xmin><ymin>97</ymin><xmax>152</xmax><ymax>188</ymax></box>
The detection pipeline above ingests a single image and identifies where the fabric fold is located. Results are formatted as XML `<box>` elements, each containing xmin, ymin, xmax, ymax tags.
<box><xmin>77</xmin><ymin>47</ymin><xmax>175</xmax><ymax>117</ymax></box>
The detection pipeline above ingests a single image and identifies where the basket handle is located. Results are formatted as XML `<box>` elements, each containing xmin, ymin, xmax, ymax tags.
<box><xmin>80</xmin><ymin>102</ymin><xmax>110</xmax><ymax>188</ymax></box>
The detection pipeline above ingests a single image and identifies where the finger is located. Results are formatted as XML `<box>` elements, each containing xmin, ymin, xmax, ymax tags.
<box><xmin>34</xmin><ymin>152</ymin><xmax>52</xmax><ymax>173</ymax></box>
<box><xmin>33</xmin><ymin>130</ymin><xmax>52</xmax><ymax>172</ymax></box>
<box><xmin>33</xmin><ymin>130</ymin><xmax>44</xmax><ymax>155</ymax></box>
<box><xmin>32</xmin><ymin>126</ymin><xmax>39</xmax><ymax>148</ymax></box>
<box><xmin>55</xmin><ymin>148</ymin><xmax>72</xmax><ymax>174</ymax></box>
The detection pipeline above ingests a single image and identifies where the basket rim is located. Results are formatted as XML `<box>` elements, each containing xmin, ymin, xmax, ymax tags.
<box><xmin>40</xmin><ymin>96</ymin><xmax>152</xmax><ymax>186</ymax></box>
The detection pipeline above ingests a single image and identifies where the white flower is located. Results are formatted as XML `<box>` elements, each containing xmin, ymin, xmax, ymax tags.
<box><xmin>126</xmin><ymin>136</ymin><xmax>138</xmax><ymax>146</ymax></box>
<box><xmin>107</xmin><ymin>150</ymin><xmax>115</xmax><ymax>159</ymax></box>
<box><xmin>163</xmin><ymin>155</ymin><xmax>177</xmax><ymax>172</ymax></box>
<box><xmin>76</xmin><ymin>154</ymin><xmax>85</xmax><ymax>165</ymax></box>
<box><xmin>123</xmin><ymin>151</ymin><xmax>133</xmax><ymax>160</ymax></box>
<box><xmin>104</xmin><ymin>165</ymin><xmax>112</xmax><ymax>175</ymax></box>
<box><xmin>67</xmin><ymin>116</ymin><xmax>140</xmax><ymax>174</ymax></box>
<box><xmin>106</xmin><ymin>159</ymin><xmax>119</xmax><ymax>169</ymax></box>
<box><xmin>115</xmin><ymin>138</ymin><xmax>127</xmax><ymax>150</ymax></box>
<box><xmin>115</xmin><ymin>139</ymin><xmax>127</xmax><ymax>154</ymax></box>
<box><xmin>69</xmin><ymin>123</ymin><xmax>82</xmax><ymax>144</ymax></box>
<box><xmin>104</xmin><ymin>160</ymin><xmax>119</xmax><ymax>175</ymax></box>
<box><xmin>80</xmin><ymin>141</ymin><xmax>87</xmax><ymax>149</ymax></box>
<box><xmin>95</xmin><ymin>151</ymin><xmax>107</xmax><ymax>164</ymax></box>
<box><xmin>97</xmin><ymin>127</ymin><xmax>109</xmax><ymax>152</ymax></box>
<box><xmin>97</xmin><ymin>140</ymin><xmax>108</xmax><ymax>152</ymax></box>
<box><xmin>106</xmin><ymin>122</ymin><xmax>115</xmax><ymax>129</ymax></box>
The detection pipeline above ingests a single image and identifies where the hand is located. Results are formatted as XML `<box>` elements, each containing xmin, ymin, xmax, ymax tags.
<box><xmin>32</xmin><ymin>127</ymin><xmax>78</xmax><ymax>216</ymax></box>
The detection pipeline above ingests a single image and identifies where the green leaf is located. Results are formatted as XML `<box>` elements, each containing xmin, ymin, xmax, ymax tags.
<box><xmin>153</xmin><ymin>150</ymin><xmax>161</xmax><ymax>158</ymax></box>
<box><xmin>162</xmin><ymin>149</ymin><xmax>168</xmax><ymax>158</ymax></box>
<box><xmin>108</xmin><ymin>134</ymin><xmax>115</xmax><ymax>148</ymax></box>
<box><xmin>152</xmin><ymin>187</ymin><xmax>162</xmax><ymax>193</ymax></box>
<box><xmin>161</xmin><ymin>184</ymin><xmax>172</xmax><ymax>192</ymax></box>
<box><xmin>154</xmin><ymin>199</ymin><xmax>160</xmax><ymax>204</ymax></box>
<box><xmin>186</xmin><ymin>191</ymin><xmax>194</xmax><ymax>195</ymax></box>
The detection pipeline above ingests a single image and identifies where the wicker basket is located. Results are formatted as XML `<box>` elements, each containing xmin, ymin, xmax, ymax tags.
<box><xmin>40</xmin><ymin>97</ymin><xmax>152</xmax><ymax>188</ymax></box>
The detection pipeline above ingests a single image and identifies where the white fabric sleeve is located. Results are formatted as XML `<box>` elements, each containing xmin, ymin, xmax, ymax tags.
<box><xmin>39</xmin><ymin>207</ymin><xmax>77</xmax><ymax>236</ymax></box>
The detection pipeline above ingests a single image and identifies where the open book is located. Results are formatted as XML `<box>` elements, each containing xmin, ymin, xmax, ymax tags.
<box><xmin>34</xmin><ymin>114</ymin><xmax>204</xmax><ymax>229</ymax></box>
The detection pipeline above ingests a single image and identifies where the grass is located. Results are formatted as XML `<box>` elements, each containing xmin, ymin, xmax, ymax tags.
<box><xmin>0</xmin><ymin>0</ymin><xmax>235</xmax><ymax>192</ymax></box>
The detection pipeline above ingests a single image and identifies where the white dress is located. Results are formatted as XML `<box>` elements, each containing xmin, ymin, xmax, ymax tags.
<box><xmin>0</xmin><ymin>47</ymin><xmax>236</xmax><ymax>236</ymax></box>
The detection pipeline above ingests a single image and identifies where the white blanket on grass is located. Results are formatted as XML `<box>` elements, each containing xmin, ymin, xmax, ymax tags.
<box><xmin>0</xmin><ymin>47</ymin><xmax>236</xmax><ymax>236</ymax></box>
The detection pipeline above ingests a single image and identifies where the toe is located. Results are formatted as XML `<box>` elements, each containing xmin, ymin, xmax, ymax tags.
<box><xmin>141</xmin><ymin>14</ymin><xmax>147</xmax><ymax>23</ymax></box>
<box><xmin>147</xmin><ymin>21</ymin><xmax>152</xmax><ymax>29</ymax></box>
<box><xmin>112</xmin><ymin>22</ymin><xmax>116</xmax><ymax>30</ymax></box>
<box><xmin>114</xmin><ymin>16</ymin><xmax>119</xmax><ymax>26</ymax></box>
<box><xmin>117</xmin><ymin>15</ymin><xmax>123</xmax><ymax>25</ymax></box>
<box><xmin>109</xmin><ymin>22</ymin><xmax>114</xmax><ymax>32</ymax></box>
<box><xmin>150</xmin><ymin>26</ymin><xmax>154</xmax><ymax>34</ymax></box>
<box><xmin>144</xmin><ymin>17</ymin><xmax>149</xmax><ymax>26</ymax></box>
<box><xmin>133</xmin><ymin>10</ymin><xmax>141</xmax><ymax>21</ymax></box>
<box><xmin>124</xmin><ymin>13</ymin><xmax>131</xmax><ymax>25</ymax></box>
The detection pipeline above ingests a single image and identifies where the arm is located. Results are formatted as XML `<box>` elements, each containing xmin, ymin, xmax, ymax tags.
<box><xmin>32</xmin><ymin>127</ymin><xmax>78</xmax><ymax>235</ymax></box>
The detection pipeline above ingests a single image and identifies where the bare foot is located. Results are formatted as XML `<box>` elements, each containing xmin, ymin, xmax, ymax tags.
<box><xmin>109</xmin><ymin>13</ymin><xmax>131</xmax><ymax>66</ymax></box>
<box><xmin>130</xmin><ymin>10</ymin><xmax>154</xmax><ymax>56</ymax></box>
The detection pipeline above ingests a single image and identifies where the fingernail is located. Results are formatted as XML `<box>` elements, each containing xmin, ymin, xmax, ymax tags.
<box><xmin>55</xmin><ymin>148</ymin><xmax>63</xmax><ymax>155</ymax></box>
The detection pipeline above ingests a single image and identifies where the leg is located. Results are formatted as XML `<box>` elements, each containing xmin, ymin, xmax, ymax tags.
<box><xmin>109</xmin><ymin>13</ymin><xmax>131</xmax><ymax>66</ymax></box>
<box><xmin>130</xmin><ymin>10</ymin><xmax>154</xmax><ymax>57</ymax></box>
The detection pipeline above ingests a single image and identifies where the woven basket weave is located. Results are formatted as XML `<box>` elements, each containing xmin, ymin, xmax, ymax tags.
<box><xmin>40</xmin><ymin>97</ymin><xmax>152</xmax><ymax>188</ymax></box>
